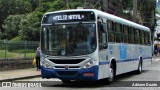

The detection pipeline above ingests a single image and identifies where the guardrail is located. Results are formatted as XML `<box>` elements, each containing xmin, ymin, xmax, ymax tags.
<box><xmin>0</xmin><ymin>40</ymin><xmax>39</xmax><ymax>59</ymax></box>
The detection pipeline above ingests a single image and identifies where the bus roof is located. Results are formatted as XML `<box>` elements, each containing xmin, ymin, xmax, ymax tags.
<box><xmin>44</xmin><ymin>9</ymin><xmax>150</xmax><ymax>32</ymax></box>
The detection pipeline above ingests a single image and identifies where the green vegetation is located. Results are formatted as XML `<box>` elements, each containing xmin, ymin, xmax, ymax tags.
<box><xmin>0</xmin><ymin>0</ymin><xmax>84</xmax><ymax>41</ymax></box>
<box><xmin>0</xmin><ymin>40</ymin><xmax>38</xmax><ymax>58</ymax></box>
<box><xmin>0</xmin><ymin>50</ymin><xmax>15</xmax><ymax>58</ymax></box>
<box><xmin>0</xmin><ymin>50</ymin><xmax>35</xmax><ymax>58</ymax></box>
<box><xmin>156</xmin><ymin>7</ymin><xmax>160</xmax><ymax>14</ymax></box>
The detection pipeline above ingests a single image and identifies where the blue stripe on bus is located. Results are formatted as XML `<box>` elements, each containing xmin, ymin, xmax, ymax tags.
<box><xmin>143</xmin><ymin>57</ymin><xmax>152</xmax><ymax>60</ymax></box>
<box><xmin>117</xmin><ymin>59</ymin><xmax>138</xmax><ymax>63</ymax></box>
<box><xmin>99</xmin><ymin>57</ymin><xmax>152</xmax><ymax>65</ymax></box>
<box><xmin>99</xmin><ymin>62</ymin><xmax>110</xmax><ymax>65</ymax></box>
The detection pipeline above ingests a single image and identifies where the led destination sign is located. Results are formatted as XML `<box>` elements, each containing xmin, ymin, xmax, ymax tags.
<box><xmin>53</xmin><ymin>14</ymin><xmax>85</xmax><ymax>21</ymax></box>
<box><xmin>42</xmin><ymin>11</ymin><xmax>95</xmax><ymax>23</ymax></box>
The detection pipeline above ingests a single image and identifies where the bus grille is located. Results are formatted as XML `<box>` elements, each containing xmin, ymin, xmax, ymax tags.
<box><xmin>56</xmin><ymin>71</ymin><xmax>77</xmax><ymax>76</ymax></box>
<box><xmin>55</xmin><ymin>66</ymin><xmax>80</xmax><ymax>69</ymax></box>
<box><xmin>49</xmin><ymin>59</ymin><xmax>85</xmax><ymax>64</ymax></box>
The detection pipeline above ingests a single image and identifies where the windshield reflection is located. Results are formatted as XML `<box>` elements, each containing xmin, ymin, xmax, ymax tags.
<box><xmin>41</xmin><ymin>23</ymin><xmax>96</xmax><ymax>56</ymax></box>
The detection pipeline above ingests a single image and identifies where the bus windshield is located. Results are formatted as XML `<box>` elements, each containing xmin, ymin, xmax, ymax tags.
<box><xmin>41</xmin><ymin>23</ymin><xmax>96</xmax><ymax>56</ymax></box>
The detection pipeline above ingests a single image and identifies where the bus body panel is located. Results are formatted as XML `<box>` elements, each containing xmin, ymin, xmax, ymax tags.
<box><xmin>40</xmin><ymin>9</ymin><xmax>152</xmax><ymax>81</ymax></box>
<box><xmin>107</xmin><ymin>43</ymin><xmax>152</xmax><ymax>76</ymax></box>
<box><xmin>98</xmin><ymin>63</ymin><xmax>110</xmax><ymax>79</ymax></box>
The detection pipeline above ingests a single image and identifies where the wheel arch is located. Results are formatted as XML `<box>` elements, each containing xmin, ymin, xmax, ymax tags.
<box><xmin>109</xmin><ymin>58</ymin><xmax>117</xmax><ymax>75</ymax></box>
<box><xmin>139</xmin><ymin>56</ymin><xmax>143</xmax><ymax>65</ymax></box>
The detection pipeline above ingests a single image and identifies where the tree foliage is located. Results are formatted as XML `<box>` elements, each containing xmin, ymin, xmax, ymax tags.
<box><xmin>0</xmin><ymin>0</ymin><xmax>156</xmax><ymax>41</ymax></box>
<box><xmin>18</xmin><ymin>12</ymin><xmax>42</xmax><ymax>41</ymax></box>
<box><xmin>0</xmin><ymin>0</ymin><xmax>32</xmax><ymax>37</ymax></box>
<box><xmin>1</xmin><ymin>15</ymin><xmax>25</xmax><ymax>40</ymax></box>
<box><xmin>18</xmin><ymin>0</ymin><xmax>66</xmax><ymax>41</ymax></box>
<box><xmin>0</xmin><ymin>0</ymin><xmax>83</xmax><ymax>41</ymax></box>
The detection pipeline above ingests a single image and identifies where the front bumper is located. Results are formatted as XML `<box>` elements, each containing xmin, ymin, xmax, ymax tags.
<box><xmin>40</xmin><ymin>66</ymin><xmax>99</xmax><ymax>80</ymax></box>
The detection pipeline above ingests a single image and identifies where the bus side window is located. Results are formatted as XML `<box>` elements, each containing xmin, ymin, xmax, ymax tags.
<box><xmin>108</xmin><ymin>20</ymin><xmax>115</xmax><ymax>42</ymax></box>
<box><xmin>98</xmin><ymin>17</ymin><xmax>107</xmax><ymax>50</ymax></box>
<box><xmin>123</xmin><ymin>25</ymin><xmax>129</xmax><ymax>43</ymax></box>
<box><xmin>128</xmin><ymin>26</ymin><xmax>131</xmax><ymax>43</ymax></box>
<box><xmin>140</xmin><ymin>30</ymin><xmax>145</xmax><ymax>45</ymax></box>
<box><xmin>135</xmin><ymin>29</ymin><xmax>140</xmax><ymax>44</ymax></box>
<box><xmin>115</xmin><ymin>22</ymin><xmax>123</xmax><ymax>43</ymax></box>
<box><xmin>145</xmin><ymin>31</ymin><xmax>150</xmax><ymax>45</ymax></box>
<box><xmin>131</xmin><ymin>28</ymin><xmax>135</xmax><ymax>44</ymax></box>
<box><xmin>146</xmin><ymin>32</ymin><xmax>151</xmax><ymax>45</ymax></box>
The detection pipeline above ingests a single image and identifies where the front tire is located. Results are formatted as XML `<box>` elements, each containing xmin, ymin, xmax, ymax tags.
<box><xmin>107</xmin><ymin>63</ymin><xmax>115</xmax><ymax>84</ymax></box>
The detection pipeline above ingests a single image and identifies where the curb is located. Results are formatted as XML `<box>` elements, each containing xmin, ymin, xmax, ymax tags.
<box><xmin>0</xmin><ymin>75</ymin><xmax>41</xmax><ymax>82</ymax></box>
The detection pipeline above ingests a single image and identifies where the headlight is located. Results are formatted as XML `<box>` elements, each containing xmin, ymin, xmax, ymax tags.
<box><xmin>41</xmin><ymin>60</ymin><xmax>52</xmax><ymax>68</ymax></box>
<box><xmin>82</xmin><ymin>59</ymin><xmax>97</xmax><ymax>69</ymax></box>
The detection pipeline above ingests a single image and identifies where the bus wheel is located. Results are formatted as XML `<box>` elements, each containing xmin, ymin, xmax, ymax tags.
<box><xmin>107</xmin><ymin>63</ymin><xmax>115</xmax><ymax>84</ymax></box>
<box><xmin>61</xmin><ymin>79</ymin><xmax>71</xmax><ymax>84</ymax></box>
<box><xmin>136</xmin><ymin>60</ymin><xmax>142</xmax><ymax>74</ymax></box>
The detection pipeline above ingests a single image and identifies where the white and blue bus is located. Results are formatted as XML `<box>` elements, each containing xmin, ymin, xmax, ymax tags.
<box><xmin>40</xmin><ymin>9</ymin><xmax>152</xmax><ymax>83</ymax></box>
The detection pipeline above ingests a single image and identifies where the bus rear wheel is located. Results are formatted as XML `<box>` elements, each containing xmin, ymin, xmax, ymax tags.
<box><xmin>136</xmin><ymin>60</ymin><xmax>142</xmax><ymax>74</ymax></box>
